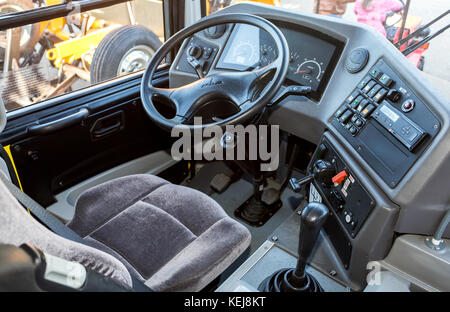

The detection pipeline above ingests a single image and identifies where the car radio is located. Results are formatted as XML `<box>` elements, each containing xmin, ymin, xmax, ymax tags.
<box><xmin>332</xmin><ymin>59</ymin><xmax>440</xmax><ymax>187</ymax></box>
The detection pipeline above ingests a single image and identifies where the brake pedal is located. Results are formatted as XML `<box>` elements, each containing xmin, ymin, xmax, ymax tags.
<box><xmin>210</xmin><ymin>173</ymin><xmax>233</xmax><ymax>193</ymax></box>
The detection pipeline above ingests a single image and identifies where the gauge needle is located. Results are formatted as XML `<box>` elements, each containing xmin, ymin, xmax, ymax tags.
<box><xmin>295</xmin><ymin>70</ymin><xmax>306</xmax><ymax>74</ymax></box>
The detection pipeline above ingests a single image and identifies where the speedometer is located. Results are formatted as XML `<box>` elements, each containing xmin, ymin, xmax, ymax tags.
<box><xmin>232</xmin><ymin>41</ymin><xmax>259</xmax><ymax>66</ymax></box>
<box><xmin>294</xmin><ymin>59</ymin><xmax>324</xmax><ymax>85</ymax></box>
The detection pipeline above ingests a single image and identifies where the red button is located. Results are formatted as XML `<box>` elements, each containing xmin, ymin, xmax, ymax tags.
<box><xmin>332</xmin><ymin>170</ymin><xmax>348</xmax><ymax>185</ymax></box>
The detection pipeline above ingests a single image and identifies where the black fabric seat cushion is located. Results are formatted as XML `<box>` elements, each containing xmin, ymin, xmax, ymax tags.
<box><xmin>67</xmin><ymin>174</ymin><xmax>250</xmax><ymax>290</ymax></box>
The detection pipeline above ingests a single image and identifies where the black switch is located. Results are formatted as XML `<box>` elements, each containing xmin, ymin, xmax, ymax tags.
<box><xmin>358</xmin><ymin>76</ymin><xmax>372</xmax><ymax>89</ymax></box>
<box><xmin>346</xmin><ymin>90</ymin><xmax>360</xmax><ymax>103</ymax></box>
<box><xmin>340</xmin><ymin>110</ymin><xmax>353</xmax><ymax>124</ymax></box>
<box><xmin>363</xmin><ymin>80</ymin><xmax>376</xmax><ymax>94</ymax></box>
<box><xmin>357</xmin><ymin>99</ymin><xmax>369</xmax><ymax>112</ymax></box>
<box><xmin>361</xmin><ymin>104</ymin><xmax>375</xmax><ymax>118</ymax></box>
<box><xmin>387</xmin><ymin>89</ymin><xmax>402</xmax><ymax>102</ymax></box>
<box><xmin>368</xmin><ymin>84</ymin><xmax>382</xmax><ymax>98</ymax></box>
<box><xmin>373</xmin><ymin>88</ymin><xmax>388</xmax><ymax>103</ymax></box>
<box><xmin>351</xmin><ymin>95</ymin><xmax>363</xmax><ymax>109</ymax></box>
<box><xmin>335</xmin><ymin>105</ymin><xmax>347</xmax><ymax>118</ymax></box>
<box><xmin>369</xmin><ymin>68</ymin><xmax>383</xmax><ymax>79</ymax></box>
<box><xmin>379</xmin><ymin>74</ymin><xmax>393</xmax><ymax>87</ymax></box>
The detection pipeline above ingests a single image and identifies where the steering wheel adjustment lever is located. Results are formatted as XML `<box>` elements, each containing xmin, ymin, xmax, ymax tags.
<box><xmin>270</xmin><ymin>85</ymin><xmax>311</xmax><ymax>106</ymax></box>
<box><xmin>187</xmin><ymin>56</ymin><xmax>205</xmax><ymax>78</ymax></box>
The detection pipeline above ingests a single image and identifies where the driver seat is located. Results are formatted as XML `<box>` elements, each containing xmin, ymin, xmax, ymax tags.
<box><xmin>0</xmin><ymin>172</ymin><xmax>251</xmax><ymax>291</ymax></box>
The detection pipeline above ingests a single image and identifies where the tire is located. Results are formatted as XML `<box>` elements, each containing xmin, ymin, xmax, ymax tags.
<box><xmin>0</xmin><ymin>0</ymin><xmax>40</xmax><ymax>57</ymax></box>
<box><xmin>418</xmin><ymin>56</ymin><xmax>425</xmax><ymax>71</ymax></box>
<box><xmin>90</xmin><ymin>25</ymin><xmax>162</xmax><ymax>84</ymax></box>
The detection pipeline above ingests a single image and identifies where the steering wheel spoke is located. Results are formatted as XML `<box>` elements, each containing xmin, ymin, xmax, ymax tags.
<box><xmin>253</xmin><ymin>62</ymin><xmax>279</xmax><ymax>81</ymax></box>
<box><xmin>146</xmin><ymin>84</ymin><xmax>174</xmax><ymax>101</ymax></box>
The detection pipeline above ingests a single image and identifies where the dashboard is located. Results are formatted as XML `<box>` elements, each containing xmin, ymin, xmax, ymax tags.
<box><xmin>172</xmin><ymin>20</ymin><xmax>343</xmax><ymax>101</ymax></box>
<box><xmin>169</xmin><ymin>3</ymin><xmax>450</xmax><ymax>290</ymax></box>
<box><xmin>215</xmin><ymin>22</ymin><xmax>343</xmax><ymax>100</ymax></box>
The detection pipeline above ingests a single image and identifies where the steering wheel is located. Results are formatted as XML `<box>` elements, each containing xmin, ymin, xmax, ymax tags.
<box><xmin>140</xmin><ymin>13</ymin><xmax>289</xmax><ymax>131</ymax></box>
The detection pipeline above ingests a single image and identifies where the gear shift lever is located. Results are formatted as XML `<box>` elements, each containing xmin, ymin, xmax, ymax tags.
<box><xmin>258</xmin><ymin>202</ymin><xmax>329</xmax><ymax>292</ymax></box>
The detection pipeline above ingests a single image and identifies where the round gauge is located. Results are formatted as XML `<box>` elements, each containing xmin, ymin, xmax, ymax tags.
<box><xmin>259</xmin><ymin>44</ymin><xmax>277</xmax><ymax>67</ymax></box>
<box><xmin>231</xmin><ymin>41</ymin><xmax>259</xmax><ymax>66</ymax></box>
<box><xmin>294</xmin><ymin>58</ymin><xmax>325</xmax><ymax>85</ymax></box>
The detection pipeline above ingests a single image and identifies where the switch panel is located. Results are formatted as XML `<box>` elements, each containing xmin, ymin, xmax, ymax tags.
<box><xmin>308</xmin><ymin>138</ymin><xmax>375</xmax><ymax>239</ymax></box>
<box><xmin>176</xmin><ymin>36</ymin><xmax>218</xmax><ymax>76</ymax></box>
<box><xmin>331</xmin><ymin>59</ymin><xmax>440</xmax><ymax>188</ymax></box>
<box><xmin>307</xmin><ymin>137</ymin><xmax>375</xmax><ymax>268</ymax></box>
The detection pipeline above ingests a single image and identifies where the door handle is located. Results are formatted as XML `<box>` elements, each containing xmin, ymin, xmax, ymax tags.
<box><xmin>90</xmin><ymin>110</ymin><xmax>125</xmax><ymax>141</ymax></box>
<box><xmin>28</xmin><ymin>108</ymin><xmax>89</xmax><ymax>135</ymax></box>
<box><xmin>92</xmin><ymin>121</ymin><xmax>121</xmax><ymax>137</ymax></box>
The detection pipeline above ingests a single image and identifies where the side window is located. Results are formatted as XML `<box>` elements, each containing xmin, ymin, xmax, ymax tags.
<box><xmin>0</xmin><ymin>0</ymin><xmax>164</xmax><ymax>112</ymax></box>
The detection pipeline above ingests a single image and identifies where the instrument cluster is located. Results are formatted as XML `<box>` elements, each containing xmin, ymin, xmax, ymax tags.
<box><xmin>216</xmin><ymin>22</ymin><xmax>343</xmax><ymax>99</ymax></box>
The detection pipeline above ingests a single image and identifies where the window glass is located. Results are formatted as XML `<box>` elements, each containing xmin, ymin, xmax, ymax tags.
<box><xmin>0</xmin><ymin>0</ymin><xmax>164</xmax><ymax>112</ymax></box>
<box><xmin>205</xmin><ymin>0</ymin><xmax>450</xmax><ymax>99</ymax></box>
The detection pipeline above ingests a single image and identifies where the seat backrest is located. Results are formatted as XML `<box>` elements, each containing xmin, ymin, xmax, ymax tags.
<box><xmin>0</xmin><ymin>171</ymin><xmax>132</xmax><ymax>288</ymax></box>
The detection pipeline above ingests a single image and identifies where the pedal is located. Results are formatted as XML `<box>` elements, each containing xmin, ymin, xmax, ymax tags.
<box><xmin>210</xmin><ymin>173</ymin><xmax>233</xmax><ymax>193</ymax></box>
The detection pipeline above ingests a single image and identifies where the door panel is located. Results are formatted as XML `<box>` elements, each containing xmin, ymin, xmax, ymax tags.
<box><xmin>0</xmin><ymin>71</ymin><xmax>172</xmax><ymax>207</ymax></box>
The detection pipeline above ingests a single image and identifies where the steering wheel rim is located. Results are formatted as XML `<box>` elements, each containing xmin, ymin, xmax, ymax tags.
<box><xmin>140</xmin><ymin>13</ymin><xmax>289</xmax><ymax>131</ymax></box>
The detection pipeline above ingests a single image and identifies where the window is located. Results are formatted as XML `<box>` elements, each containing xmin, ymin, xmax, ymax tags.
<box><xmin>203</xmin><ymin>0</ymin><xmax>450</xmax><ymax>99</ymax></box>
<box><xmin>0</xmin><ymin>0</ymin><xmax>164</xmax><ymax>112</ymax></box>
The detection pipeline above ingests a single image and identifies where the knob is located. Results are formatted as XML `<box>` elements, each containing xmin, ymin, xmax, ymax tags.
<box><xmin>402</xmin><ymin>99</ymin><xmax>415</xmax><ymax>112</ymax></box>
<box><xmin>387</xmin><ymin>89</ymin><xmax>402</xmax><ymax>102</ymax></box>
<box><xmin>188</xmin><ymin>45</ymin><xmax>202</xmax><ymax>59</ymax></box>
<box><xmin>312</xmin><ymin>160</ymin><xmax>336</xmax><ymax>187</ymax></box>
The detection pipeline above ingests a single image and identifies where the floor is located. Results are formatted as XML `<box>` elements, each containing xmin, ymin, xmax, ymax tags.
<box><xmin>182</xmin><ymin>161</ymin><xmax>307</xmax><ymax>286</ymax></box>
<box><xmin>183</xmin><ymin>161</ymin><xmax>305</xmax><ymax>255</ymax></box>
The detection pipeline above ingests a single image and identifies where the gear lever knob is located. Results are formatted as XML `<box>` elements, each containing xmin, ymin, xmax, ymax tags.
<box><xmin>291</xmin><ymin>202</ymin><xmax>329</xmax><ymax>286</ymax></box>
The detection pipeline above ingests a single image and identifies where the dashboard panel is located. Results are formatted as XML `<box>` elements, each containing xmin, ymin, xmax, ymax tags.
<box><xmin>215</xmin><ymin>22</ymin><xmax>344</xmax><ymax>101</ymax></box>
<box><xmin>173</xmin><ymin>21</ymin><xmax>344</xmax><ymax>102</ymax></box>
